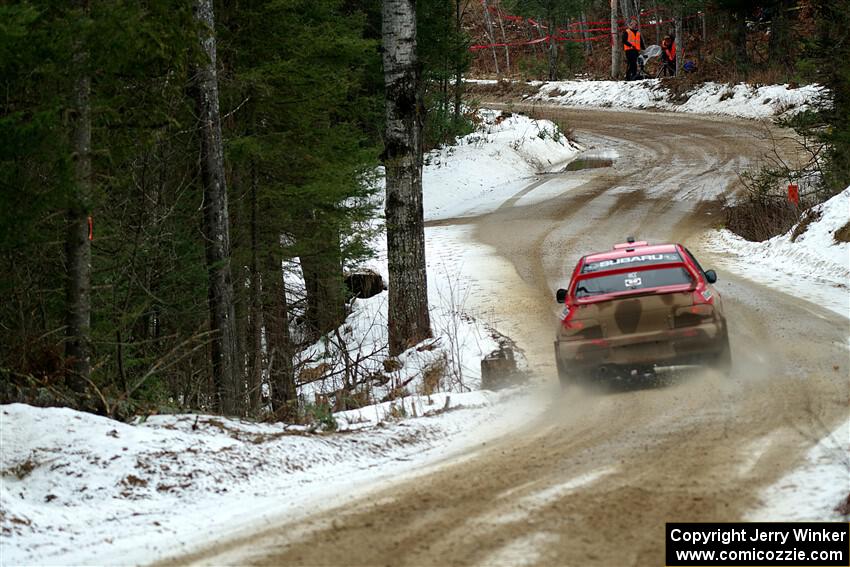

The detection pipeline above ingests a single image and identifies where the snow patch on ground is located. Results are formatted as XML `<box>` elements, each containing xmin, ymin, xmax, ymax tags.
<box><xmin>747</xmin><ymin>418</ymin><xmax>850</xmax><ymax>521</ymax></box>
<box><xmin>479</xmin><ymin>531</ymin><xmax>561</xmax><ymax>567</ymax></box>
<box><xmin>705</xmin><ymin>187</ymin><xmax>850</xmax><ymax>318</ymax></box>
<box><xmin>297</xmin><ymin>222</ymin><xmax>522</xmax><ymax>408</ymax></box>
<box><xmin>422</xmin><ymin>109</ymin><xmax>581</xmax><ymax>220</ymax></box>
<box><xmin>530</xmin><ymin>80</ymin><xmax>827</xmax><ymax>119</ymax></box>
<box><xmin>1</xmin><ymin>392</ymin><xmax>539</xmax><ymax>565</ymax></box>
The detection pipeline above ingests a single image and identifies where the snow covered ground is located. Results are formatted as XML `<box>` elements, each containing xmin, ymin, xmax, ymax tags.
<box><xmin>423</xmin><ymin>108</ymin><xmax>580</xmax><ymax>220</ymax></box>
<box><xmin>748</xmin><ymin>418</ymin><xmax>850</xmax><ymax>522</ymax></box>
<box><xmin>705</xmin><ymin>186</ymin><xmax>850</xmax><ymax>319</ymax></box>
<box><xmin>1</xmin><ymin>109</ymin><xmax>567</xmax><ymax>566</ymax></box>
<box><xmin>1</xmin><ymin>393</ymin><xmax>540</xmax><ymax>565</ymax></box>
<box><xmin>468</xmin><ymin>78</ymin><xmax>828</xmax><ymax>119</ymax></box>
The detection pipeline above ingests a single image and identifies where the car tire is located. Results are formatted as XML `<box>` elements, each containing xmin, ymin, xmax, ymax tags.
<box><xmin>556</xmin><ymin>353</ymin><xmax>572</xmax><ymax>388</ymax></box>
<box><xmin>712</xmin><ymin>332</ymin><xmax>733</xmax><ymax>378</ymax></box>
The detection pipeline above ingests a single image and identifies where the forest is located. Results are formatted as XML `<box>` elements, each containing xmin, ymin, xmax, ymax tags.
<box><xmin>1</xmin><ymin>0</ymin><xmax>847</xmax><ymax>422</ymax></box>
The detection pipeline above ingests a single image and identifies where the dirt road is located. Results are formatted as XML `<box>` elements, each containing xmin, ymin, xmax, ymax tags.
<box><xmin>177</xmin><ymin>108</ymin><xmax>849</xmax><ymax>566</ymax></box>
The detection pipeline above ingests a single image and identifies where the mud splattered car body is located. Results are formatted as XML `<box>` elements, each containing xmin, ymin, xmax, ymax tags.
<box><xmin>554</xmin><ymin>240</ymin><xmax>730</xmax><ymax>384</ymax></box>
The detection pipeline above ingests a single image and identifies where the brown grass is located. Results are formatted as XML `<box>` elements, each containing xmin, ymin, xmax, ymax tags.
<box><xmin>834</xmin><ymin>219</ymin><xmax>850</xmax><ymax>244</ymax></box>
<box><xmin>724</xmin><ymin>197</ymin><xmax>801</xmax><ymax>242</ymax></box>
<box><xmin>3</xmin><ymin>456</ymin><xmax>37</xmax><ymax>480</ymax></box>
<box><xmin>464</xmin><ymin>79</ymin><xmax>541</xmax><ymax>101</ymax></box>
<box><xmin>420</xmin><ymin>358</ymin><xmax>447</xmax><ymax>396</ymax></box>
<box><xmin>836</xmin><ymin>493</ymin><xmax>850</xmax><ymax>517</ymax></box>
<box><xmin>790</xmin><ymin>208</ymin><xmax>823</xmax><ymax>242</ymax></box>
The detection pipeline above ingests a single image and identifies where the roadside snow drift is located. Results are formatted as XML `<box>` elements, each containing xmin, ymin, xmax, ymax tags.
<box><xmin>748</xmin><ymin>418</ymin><xmax>850</xmax><ymax>522</ymax></box>
<box><xmin>1</xmin><ymin>393</ymin><xmax>536</xmax><ymax>565</ymax></box>
<box><xmin>469</xmin><ymin>78</ymin><xmax>827</xmax><ymax>119</ymax></box>
<box><xmin>706</xmin><ymin>186</ymin><xmax>850</xmax><ymax>318</ymax></box>
<box><xmin>423</xmin><ymin>109</ymin><xmax>580</xmax><ymax>220</ymax></box>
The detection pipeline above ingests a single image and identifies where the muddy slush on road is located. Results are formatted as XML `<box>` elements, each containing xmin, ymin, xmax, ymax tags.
<box><xmin>171</xmin><ymin>106</ymin><xmax>849</xmax><ymax>567</ymax></box>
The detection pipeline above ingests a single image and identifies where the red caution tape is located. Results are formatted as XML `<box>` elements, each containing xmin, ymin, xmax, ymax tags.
<box><xmin>472</xmin><ymin>3</ymin><xmax>703</xmax><ymax>53</ymax></box>
<box><xmin>87</xmin><ymin>215</ymin><xmax>93</xmax><ymax>241</ymax></box>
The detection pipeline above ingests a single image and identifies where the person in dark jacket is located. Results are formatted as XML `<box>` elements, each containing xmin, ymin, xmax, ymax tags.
<box><xmin>661</xmin><ymin>34</ymin><xmax>676</xmax><ymax>77</ymax></box>
<box><xmin>622</xmin><ymin>17</ymin><xmax>646</xmax><ymax>80</ymax></box>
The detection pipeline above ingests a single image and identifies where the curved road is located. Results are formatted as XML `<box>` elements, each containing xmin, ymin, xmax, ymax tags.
<box><xmin>177</xmin><ymin>107</ymin><xmax>849</xmax><ymax>566</ymax></box>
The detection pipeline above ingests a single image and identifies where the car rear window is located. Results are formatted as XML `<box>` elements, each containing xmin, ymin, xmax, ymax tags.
<box><xmin>581</xmin><ymin>251</ymin><xmax>682</xmax><ymax>274</ymax></box>
<box><xmin>575</xmin><ymin>267</ymin><xmax>694</xmax><ymax>298</ymax></box>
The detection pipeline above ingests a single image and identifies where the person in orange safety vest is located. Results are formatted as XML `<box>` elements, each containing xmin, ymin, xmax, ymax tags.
<box><xmin>622</xmin><ymin>17</ymin><xmax>646</xmax><ymax>80</ymax></box>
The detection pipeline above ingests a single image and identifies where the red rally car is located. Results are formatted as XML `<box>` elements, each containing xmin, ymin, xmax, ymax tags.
<box><xmin>554</xmin><ymin>238</ymin><xmax>731</xmax><ymax>385</ymax></box>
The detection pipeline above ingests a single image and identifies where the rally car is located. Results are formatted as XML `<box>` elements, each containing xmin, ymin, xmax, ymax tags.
<box><xmin>554</xmin><ymin>238</ymin><xmax>730</xmax><ymax>385</ymax></box>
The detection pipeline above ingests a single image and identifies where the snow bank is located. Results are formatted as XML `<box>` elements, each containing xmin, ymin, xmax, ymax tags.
<box><xmin>1</xmin><ymin>391</ymin><xmax>537</xmax><ymax>565</ymax></box>
<box><xmin>705</xmin><ymin>187</ymin><xmax>850</xmax><ymax>318</ymax></box>
<box><xmin>748</xmin><ymin>418</ymin><xmax>850</xmax><ymax>521</ymax></box>
<box><xmin>531</xmin><ymin>80</ymin><xmax>827</xmax><ymax>119</ymax></box>
<box><xmin>423</xmin><ymin>109</ymin><xmax>580</xmax><ymax>220</ymax></box>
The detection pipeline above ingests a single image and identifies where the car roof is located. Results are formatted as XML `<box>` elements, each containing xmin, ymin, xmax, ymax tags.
<box><xmin>583</xmin><ymin>243</ymin><xmax>680</xmax><ymax>264</ymax></box>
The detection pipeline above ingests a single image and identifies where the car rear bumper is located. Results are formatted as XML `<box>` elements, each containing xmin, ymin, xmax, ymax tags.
<box><xmin>555</xmin><ymin>322</ymin><xmax>727</xmax><ymax>371</ymax></box>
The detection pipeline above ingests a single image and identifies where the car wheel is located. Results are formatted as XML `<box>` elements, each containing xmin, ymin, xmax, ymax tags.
<box><xmin>712</xmin><ymin>333</ymin><xmax>733</xmax><ymax>377</ymax></box>
<box><xmin>556</xmin><ymin>354</ymin><xmax>572</xmax><ymax>388</ymax></box>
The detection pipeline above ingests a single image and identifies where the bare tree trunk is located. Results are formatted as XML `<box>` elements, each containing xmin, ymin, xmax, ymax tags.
<box><xmin>675</xmin><ymin>8</ymin><xmax>684</xmax><ymax>76</ymax></box>
<box><xmin>732</xmin><ymin>7</ymin><xmax>748</xmax><ymax>73</ymax></box>
<box><xmin>619</xmin><ymin>0</ymin><xmax>634</xmax><ymax>24</ymax></box>
<box><xmin>265</xmin><ymin>253</ymin><xmax>296</xmax><ymax>420</ymax></box>
<box><xmin>299</xmin><ymin>227</ymin><xmax>345</xmax><ymax>338</ymax></box>
<box><xmin>65</xmin><ymin>0</ymin><xmax>92</xmax><ymax>398</ymax></box>
<box><xmin>453</xmin><ymin>0</ymin><xmax>464</xmax><ymax>122</ymax></box>
<box><xmin>495</xmin><ymin>5</ymin><xmax>510</xmax><ymax>75</ymax></box>
<box><xmin>482</xmin><ymin>0</ymin><xmax>500</xmax><ymax>76</ymax></box>
<box><xmin>769</xmin><ymin>0</ymin><xmax>794</xmax><ymax>73</ymax></box>
<box><xmin>382</xmin><ymin>0</ymin><xmax>432</xmax><ymax>357</ymax></box>
<box><xmin>246</xmin><ymin>162</ymin><xmax>263</xmax><ymax>413</ymax></box>
<box><xmin>192</xmin><ymin>0</ymin><xmax>240</xmax><ymax>415</ymax></box>
<box><xmin>611</xmin><ymin>0</ymin><xmax>621</xmax><ymax>79</ymax></box>
<box><xmin>651</xmin><ymin>0</ymin><xmax>660</xmax><ymax>44</ymax></box>
<box><xmin>546</xmin><ymin>5</ymin><xmax>557</xmax><ymax>80</ymax></box>
<box><xmin>581</xmin><ymin>11</ymin><xmax>592</xmax><ymax>55</ymax></box>
<box><xmin>534</xmin><ymin>19</ymin><xmax>546</xmax><ymax>58</ymax></box>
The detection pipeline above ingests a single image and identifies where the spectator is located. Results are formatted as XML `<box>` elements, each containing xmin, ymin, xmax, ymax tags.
<box><xmin>661</xmin><ymin>34</ymin><xmax>676</xmax><ymax>76</ymax></box>
<box><xmin>622</xmin><ymin>17</ymin><xmax>645</xmax><ymax>80</ymax></box>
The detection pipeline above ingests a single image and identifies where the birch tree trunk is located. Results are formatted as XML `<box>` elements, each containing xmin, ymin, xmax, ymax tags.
<box><xmin>382</xmin><ymin>0</ymin><xmax>432</xmax><ymax>356</ymax></box>
<box><xmin>495</xmin><ymin>6</ymin><xmax>510</xmax><ymax>75</ymax></box>
<box><xmin>610</xmin><ymin>0</ymin><xmax>621</xmax><ymax>78</ymax></box>
<box><xmin>65</xmin><ymin>0</ymin><xmax>92</xmax><ymax>397</ymax></box>
<box><xmin>192</xmin><ymin>0</ymin><xmax>240</xmax><ymax>415</ymax></box>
